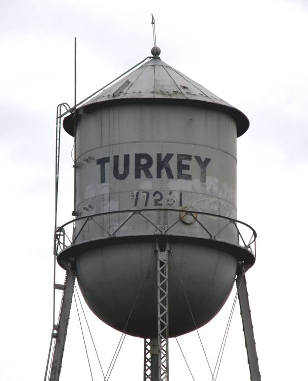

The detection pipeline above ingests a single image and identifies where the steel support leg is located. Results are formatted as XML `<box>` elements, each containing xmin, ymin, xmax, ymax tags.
<box><xmin>144</xmin><ymin>338</ymin><xmax>160</xmax><ymax>381</ymax></box>
<box><xmin>156</xmin><ymin>241</ymin><xmax>169</xmax><ymax>381</ymax></box>
<box><xmin>49</xmin><ymin>267</ymin><xmax>76</xmax><ymax>381</ymax></box>
<box><xmin>144</xmin><ymin>338</ymin><xmax>152</xmax><ymax>381</ymax></box>
<box><xmin>236</xmin><ymin>268</ymin><xmax>261</xmax><ymax>381</ymax></box>
<box><xmin>144</xmin><ymin>242</ymin><xmax>170</xmax><ymax>381</ymax></box>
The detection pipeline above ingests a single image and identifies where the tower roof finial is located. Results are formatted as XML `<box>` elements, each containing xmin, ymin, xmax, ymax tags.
<box><xmin>151</xmin><ymin>14</ymin><xmax>161</xmax><ymax>58</ymax></box>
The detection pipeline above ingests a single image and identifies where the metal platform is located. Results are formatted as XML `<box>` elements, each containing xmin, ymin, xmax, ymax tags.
<box><xmin>56</xmin><ymin>208</ymin><xmax>257</xmax><ymax>269</ymax></box>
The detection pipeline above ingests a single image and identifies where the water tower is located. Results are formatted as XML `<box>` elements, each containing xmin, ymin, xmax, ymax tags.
<box><xmin>45</xmin><ymin>42</ymin><xmax>260</xmax><ymax>381</ymax></box>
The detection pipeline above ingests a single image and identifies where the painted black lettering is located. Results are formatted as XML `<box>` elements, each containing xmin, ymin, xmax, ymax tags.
<box><xmin>194</xmin><ymin>156</ymin><xmax>211</xmax><ymax>183</ymax></box>
<box><xmin>177</xmin><ymin>154</ymin><xmax>192</xmax><ymax>180</ymax></box>
<box><xmin>134</xmin><ymin>191</ymin><xmax>139</xmax><ymax>207</ymax></box>
<box><xmin>97</xmin><ymin>157</ymin><xmax>110</xmax><ymax>183</ymax></box>
<box><xmin>153</xmin><ymin>191</ymin><xmax>163</xmax><ymax>206</ymax></box>
<box><xmin>157</xmin><ymin>153</ymin><xmax>174</xmax><ymax>179</ymax></box>
<box><xmin>142</xmin><ymin>191</ymin><xmax>150</xmax><ymax>206</ymax></box>
<box><xmin>135</xmin><ymin>153</ymin><xmax>153</xmax><ymax>179</ymax></box>
<box><xmin>113</xmin><ymin>154</ymin><xmax>129</xmax><ymax>180</ymax></box>
<box><xmin>179</xmin><ymin>191</ymin><xmax>183</xmax><ymax>207</ymax></box>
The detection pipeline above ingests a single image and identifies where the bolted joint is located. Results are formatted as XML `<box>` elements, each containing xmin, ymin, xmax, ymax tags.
<box><xmin>155</xmin><ymin>240</ymin><xmax>170</xmax><ymax>256</ymax></box>
<box><xmin>73</xmin><ymin>161</ymin><xmax>82</xmax><ymax>168</ymax></box>
<box><xmin>52</xmin><ymin>324</ymin><xmax>59</xmax><ymax>338</ymax></box>
<box><xmin>150</xmin><ymin>338</ymin><xmax>160</xmax><ymax>355</ymax></box>
<box><xmin>237</xmin><ymin>260</ymin><xmax>245</xmax><ymax>275</ymax></box>
<box><xmin>158</xmin><ymin>250</ymin><xmax>168</xmax><ymax>262</ymax></box>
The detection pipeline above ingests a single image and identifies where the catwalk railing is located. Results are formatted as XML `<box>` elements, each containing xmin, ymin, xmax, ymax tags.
<box><xmin>54</xmin><ymin>208</ymin><xmax>257</xmax><ymax>259</ymax></box>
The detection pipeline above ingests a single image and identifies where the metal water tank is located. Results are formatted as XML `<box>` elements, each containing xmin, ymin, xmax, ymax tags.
<box><xmin>59</xmin><ymin>53</ymin><xmax>254</xmax><ymax>338</ymax></box>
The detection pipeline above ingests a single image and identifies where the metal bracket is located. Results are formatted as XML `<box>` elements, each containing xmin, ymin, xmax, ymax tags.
<box><xmin>54</xmin><ymin>283</ymin><xmax>65</xmax><ymax>291</ymax></box>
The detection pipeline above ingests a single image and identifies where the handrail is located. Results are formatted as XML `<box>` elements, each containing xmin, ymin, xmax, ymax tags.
<box><xmin>55</xmin><ymin>208</ymin><xmax>257</xmax><ymax>258</ymax></box>
<box><xmin>56</xmin><ymin>208</ymin><xmax>256</xmax><ymax>236</ymax></box>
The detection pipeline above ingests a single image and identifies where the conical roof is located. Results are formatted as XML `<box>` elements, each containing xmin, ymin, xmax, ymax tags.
<box><xmin>64</xmin><ymin>56</ymin><xmax>249</xmax><ymax>136</ymax></box>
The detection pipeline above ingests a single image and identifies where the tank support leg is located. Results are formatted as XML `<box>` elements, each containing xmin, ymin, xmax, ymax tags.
<box><xmin>236</xmin><ymin>268</ymin><xmax>261</xmax><ymax>381</ymax></box>
<box><xmin>49</xmin><ymin>267</ymin><xmax>76</xmax><ymax>381</ymax></box>
<box><xmin>156</xmin><ymin>241</ymin><xmax>169</xmax><ymax>381</ymax></box>
<box><xmin>144</xmin><ymin>242</ymin><xmax>170</xmax><ymax>381</ymax></box>
<box><xmin>144</xmin><ymin>338</ymin><xmax>159</xmax><ymax>381</ymax></box>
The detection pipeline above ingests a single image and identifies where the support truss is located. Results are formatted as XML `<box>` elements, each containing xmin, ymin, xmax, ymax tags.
<box><xmin>156</xmin><ymin>241</ymin><xmax>169</xmax><ymax>381</ymax></box>
<box><xmin>144</xmin><ymin>338</ymin><xmax>152</xmax><ymax>381</ymax></box>
<box><xmin>144</xmin><ymin>242</ymin><xmax>170</xmax><ymax>381</ymax></box>
<box><xmin>144</xmin><ymin>338</ymin><xmax>160</xmax><ymax>381</ymax></box>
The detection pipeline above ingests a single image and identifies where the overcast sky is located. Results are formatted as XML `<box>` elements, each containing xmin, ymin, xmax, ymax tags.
<box><xmin>1</xmin><ymin>0</ymin><xmax>308</xmax><ymax>380</ymax></box>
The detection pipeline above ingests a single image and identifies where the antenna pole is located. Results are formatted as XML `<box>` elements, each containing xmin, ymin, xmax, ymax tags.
<box><xmin>74</xmin><ymin>37</ymin><xmax>77</xmax><ymax>107</ymax></box>
<box><xmin>73</xmin><ymin>37</ymin><xmax>77</xmax><ymax>216</ymax></box>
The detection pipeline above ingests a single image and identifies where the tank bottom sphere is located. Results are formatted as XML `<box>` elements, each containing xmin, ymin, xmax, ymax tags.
<box><xmin>74</xmin><ymin>237</ymin><xmax>237</xmax><ymax>338</ymax></box>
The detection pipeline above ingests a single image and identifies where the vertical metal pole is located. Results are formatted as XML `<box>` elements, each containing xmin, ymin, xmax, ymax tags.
<box><xmin>73</xmin><ymin>37</ymin><xmax>77</xmax><ymax>216</ymax></box>
<box><xmin>49</xmin><ymin>267</ymin><xmax>76</xmax><ymax>381</ymax></box>
<box><xmin>236</xmin><ymin>268</ymin><xmax>261</xmax><ymax>381</ymax></box>
<box><xmin>74</xmin><ymin>37</ymin><xmax>77</xmax><ymax>108</ymax></box>
<box><xmin>156</xmin><ymin>241</ymin><xmax>169</xmax><ymax>381</ymax></box>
